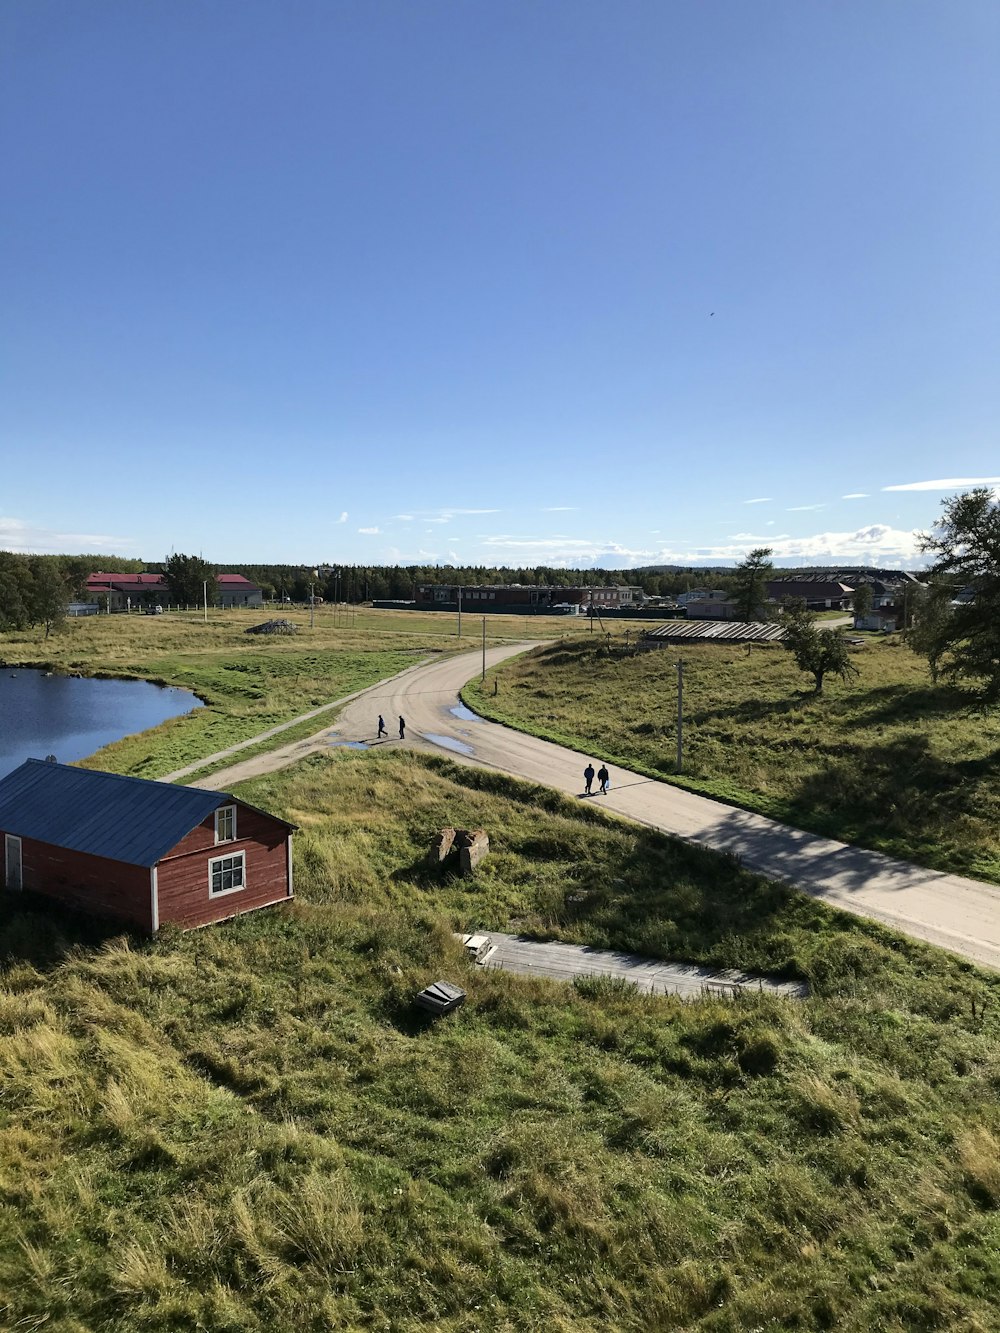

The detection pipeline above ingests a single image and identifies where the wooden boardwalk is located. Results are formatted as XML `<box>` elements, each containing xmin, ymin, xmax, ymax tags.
<box><xmin>474</xmin><ymin>932</ymin><xmax>808</xmax><ymax>1000</ymax></box>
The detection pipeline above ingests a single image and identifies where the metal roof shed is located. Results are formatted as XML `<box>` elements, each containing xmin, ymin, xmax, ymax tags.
<box><xmin>0</xmin><ymin>760</ymin><xmax>296</xmax><ymax>933</ymax></box>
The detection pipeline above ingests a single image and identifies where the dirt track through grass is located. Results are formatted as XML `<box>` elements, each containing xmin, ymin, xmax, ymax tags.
<box><xmin>465</xmin><ymin>635</ymin><xmax>1000</xmax><ymax>884</ymax></box>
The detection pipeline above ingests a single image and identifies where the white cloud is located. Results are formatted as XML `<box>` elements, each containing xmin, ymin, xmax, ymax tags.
<box><xmin>743</xmin><ymin>497</ymin><xmax>772</xmax><ymax>505</ymax></box>
<box><xmin>842</xmin><ymin>492</ymin><xmax>869</xmax><ymax>499</ymax></box>
<box><xmin>336</xmin><ymin>511</ymin><xmax>348</xmax><ymax>523</ymax></box>
<box><xmin>882</xmin><ymin>477</ymin><xmax>1000</xmax><ymax>492</ymax></box>
<box><xmin>542</xmin><ymin>506</ymin><xmax>578</xmax><ymax>512</ymax></box>
<box><xmin>395</xmin><ymin>514</ymin><xmax>414</xmax><ymax>522</ymax></box>
<box><xmin>479</xmin><ymin>535</ymin><xmax>656</xmax><ymax>567</ymax></box>
<box><xmin>358</xmin><ymin>526</ymin><xmax>379</xmax><ymax>535</ymax></box>
<box><xmin>650</xmin><ymin>523</ymin><xmax>923</xmax><ymax>567</ymax></box>
<box><xmin>0</xmin><ymin>516</ymin><xmax>137</xmax><ymax>554</ymax></box>
<box><xmin>786</xmin><ymin>504</ymin><xmax>825</xmax><ymax>512</ymax></box>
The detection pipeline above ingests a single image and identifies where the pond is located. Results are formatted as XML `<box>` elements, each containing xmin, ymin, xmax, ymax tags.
<box><xmin>0</xmin><ymin>669</ymin><xmax>203</xmax><ymax>779</ymax></box>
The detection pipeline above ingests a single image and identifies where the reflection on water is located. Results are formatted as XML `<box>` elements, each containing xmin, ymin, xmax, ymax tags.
<box><xmin>0</xmin><ymin>669</ymin><xmax>202</xmax><ymax>778</ymax></box>
<box><xmin>449</xmin><ymin>703</ymin><xmax>483</xmax><ymax>722</ymax></box>
<box><xmin>423</xmin><ymin>733</ymin><xmax>475</xmax><ymax>756</ymax></box>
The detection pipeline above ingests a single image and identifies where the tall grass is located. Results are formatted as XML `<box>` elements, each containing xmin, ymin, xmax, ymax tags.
<box><xmin>1</xmin><ymin>748</ymin><xmax>1000</xmax><ymax>1329</ymax></box>
<box><xmin>464</xmin><ymin>635</ymin><xmax>1000</xmax><ymax>882</ymax></box>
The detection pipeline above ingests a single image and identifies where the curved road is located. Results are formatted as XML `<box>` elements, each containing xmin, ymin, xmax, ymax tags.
<box><xmin>199</xmin><ymin>642</ymin><xmax>1000</xmax><ymax>971</ymax></box>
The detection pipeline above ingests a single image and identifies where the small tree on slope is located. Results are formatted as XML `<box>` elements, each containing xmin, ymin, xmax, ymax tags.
<box><xmin>780</xmin><ymin>601</ymin><xmax>859</xmax><ymax>695</ymax></box>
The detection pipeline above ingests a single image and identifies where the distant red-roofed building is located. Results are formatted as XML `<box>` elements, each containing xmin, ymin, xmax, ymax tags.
<box><xmin>85</xmin><ymin>571</ymin><xmax>262</xmax><ymax>610</ymax></box>
<box><xmin>216</xmin><ymin>574</ymin><xmax>263</xmax><ymax>608</ymax></box>
<box><xmin>86</xmin><ymin>572</ymin><xmax>168</xmax><ymax>611</ymax></box>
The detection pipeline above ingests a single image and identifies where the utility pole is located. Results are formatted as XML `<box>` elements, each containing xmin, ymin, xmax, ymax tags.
<box><xmin>203</xmin><ymin>581</ymin><xmax>208</xmax><ymax>624</ymax></box>
<box><xmin>457</xmin><ymin>583</ymin><xmax>462</xmax><ymax>639</ymax></box>
<box><xmin>589</xmin><ymin>585</ymin><xmax>594</xmax><ymax>633</ymax></box>
<box><xmin>676</xmin><ymin>659</ymin><xmax>684</xmax><ymax>773</ymax></box>
<box><xmin>482</xmin><ymin>617</ymin><xmax>486</xmax><ymax>680</ymax></box>
<box><xmin>310</xmin><ymin>570</ymin><xmax>317</xmax><ymax>629</ymax></box>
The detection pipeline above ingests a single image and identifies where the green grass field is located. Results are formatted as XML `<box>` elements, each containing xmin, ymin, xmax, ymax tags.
<box><xmin>0</xmin><ymin>606</ymin><xmax>569</xmax><ymax>779</ymax></box>
<box><xmin>464</xmin><ymin>635</ymin><xmax>1000</xmax><ymax>884</ymax></box>
<box><xmin>2</xmin><ymin>749</ymin><xmax>999</xmax><ymax>1331</ymax></box>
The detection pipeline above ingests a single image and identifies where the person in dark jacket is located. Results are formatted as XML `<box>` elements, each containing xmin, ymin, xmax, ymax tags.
<box><xmin>583</xmin><ymin>763</ymin><xmax>595</xmax><ymax>795</ymax></box>
<box><xmin>597</xmin><ymin>764</ymin><xmax>610</xmax><ymax>794</ymax></box>
<box><xmin>398</xmin><ymin>716</ymin><xmax>406</xmax><ymax>739</ymax></box>
<box><xmin>377</xmin><ymin>715</ymin><xmax>387</xmax><ymax>738</ymax></box>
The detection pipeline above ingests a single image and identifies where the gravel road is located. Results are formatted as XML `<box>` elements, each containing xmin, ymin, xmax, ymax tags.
<box><xmin>197</xmin><ymin>641</ymin><xmax>1000</xmax><ymax>970</ymax></box>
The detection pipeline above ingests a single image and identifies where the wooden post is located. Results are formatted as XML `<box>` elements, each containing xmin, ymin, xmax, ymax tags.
<box><xmin>676</xmin><ymin>659</ymin><xmax>684</xmax><ymax>772</ymax></box>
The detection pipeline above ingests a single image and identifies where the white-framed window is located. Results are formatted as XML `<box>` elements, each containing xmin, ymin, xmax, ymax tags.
<box><xmin>215</xmin><ymin>805</ymin><xmax>236</xmax><ymax>843</ymax></box>
<box><xmin>208</xmin><ymin>851</ymin><xmax>245</xmax><ymax>897</ymax></box>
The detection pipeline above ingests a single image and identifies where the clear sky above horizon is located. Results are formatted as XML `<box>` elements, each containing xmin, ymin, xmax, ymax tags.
<box><xmin>2</xmin><ymin>1</ymin><xmax>998</xmax><ymax>570</ymax></box>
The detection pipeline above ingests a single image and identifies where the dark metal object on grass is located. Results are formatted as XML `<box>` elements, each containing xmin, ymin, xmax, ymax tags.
<box><xmin>415</xmin><ymin>980</ymin><xmax>467</xmax><ymax>1016</ymax></box>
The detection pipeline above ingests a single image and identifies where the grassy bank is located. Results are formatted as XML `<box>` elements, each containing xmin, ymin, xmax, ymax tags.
<box><xmin>0</xmin><ymin>607</ymin><xmax>574</xmax><ymax>779</ymax></box>
<box><xmin>463</xmin><ymin>635</ymin><xmax>1000</xmax><ymax>884</ymax></box>
<box><xmin>2</xmin><ymin>748</ymin><xmax>1000</xmax><ymax>1331</ymax></box>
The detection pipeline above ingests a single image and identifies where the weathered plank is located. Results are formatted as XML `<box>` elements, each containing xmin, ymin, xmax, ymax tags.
<box><xmin>466</xmin><ymin>931</ymin><xmax>806</xmax><ymax>1000</ymax></box>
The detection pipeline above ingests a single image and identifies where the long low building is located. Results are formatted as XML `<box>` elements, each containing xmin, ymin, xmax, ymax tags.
<box><xmin>415</xmin><ymin>584</ymin><xmax>642</xmax><ymax>615</ymax></box>
<box><xmin>85</xmin><ymin>572</ymin><xmax>262</xmax><ymax>610</ymax></box>
<box><xmin>642</xmin><ymin>620</ymin><xmax>787</xmax><ymax>645</ymax></box>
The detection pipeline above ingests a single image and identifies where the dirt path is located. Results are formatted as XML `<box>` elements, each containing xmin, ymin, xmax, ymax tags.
<box><xmin>475</xmin><ymin>931</ymin><xmax>808</xmax><ymax>999</ymax></box>
<box><xmin>196</xmin><ymin>642</ymin><xmax>1000</xmax><ymax>971</ymax></box>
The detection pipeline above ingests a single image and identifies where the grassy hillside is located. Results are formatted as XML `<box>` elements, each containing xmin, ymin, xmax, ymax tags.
<box><xmin>2</xmin><ymin>749</ymin><xmax>1000</xmax><ymax>1331</ymax></box>
<box><xmin>0</xmin><ymin>607</ymin><xmax>564</xmax><ymax>780</ymax></box>
<box><xmin>464</xmin><ymin>636</ymin><xmax>1000</xmax><ymax>884</ymax></box>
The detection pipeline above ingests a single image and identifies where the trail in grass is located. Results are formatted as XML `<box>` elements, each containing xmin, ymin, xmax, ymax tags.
<box><xmin>160</xmin><ymin>656</ymin><xmax>434</xmax><ymax>781</ymax></box>
<box><xmin>189</xmin><ymin>643</ymin><xmax>1000</xmax><ymax>969</ymax></box>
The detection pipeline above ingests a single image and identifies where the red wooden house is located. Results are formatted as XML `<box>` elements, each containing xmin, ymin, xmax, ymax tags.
<box><xmin>0</xmin><ymin>760</ymin><xmax>296</xmax><ymax>933</ymax></box>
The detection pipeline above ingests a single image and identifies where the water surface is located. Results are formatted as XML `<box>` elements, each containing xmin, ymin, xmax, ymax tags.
<box><xmin>0</xmin><ymin>669</ymin><xmax>202</xmax><ymax>778</ymax></box>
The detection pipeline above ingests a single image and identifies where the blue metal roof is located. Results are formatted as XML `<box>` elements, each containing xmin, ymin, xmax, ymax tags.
<box><xmin>0</xmin><ymin>760</ymin><xmax>237</xmax><ymax>867</ymax></box>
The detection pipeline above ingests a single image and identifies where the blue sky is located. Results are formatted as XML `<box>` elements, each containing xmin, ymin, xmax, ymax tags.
<box><xmin>2</xmin><ymin>1</ymin><xmax>998</xmax><ymax>569</ymax></box>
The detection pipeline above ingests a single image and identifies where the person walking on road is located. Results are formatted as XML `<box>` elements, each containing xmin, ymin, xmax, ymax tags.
<box><xmin>597</xmin><ymin>764</ymin><xmax>610</xmax><ymax>794</ymax></box>
<box><xmin>398</xmin><ymin>716</ymin><xmax>406</xmax><ymax>740</ymax></box>
<box><xmin>583</xmin><ymin>762</ymin><xmax>595</xmax><ymax>795</ymax></box>
<box><xmin>377</xmin><ymin>715</ymin><xmax>387</xmax><ymax>738</ymax></box>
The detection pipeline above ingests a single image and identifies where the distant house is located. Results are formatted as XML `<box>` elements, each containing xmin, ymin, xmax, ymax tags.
<box><xmin>854</xmin><ymin>605</ymin><xmax>900</xmax><ymax>632</ymax></box>
<box><xmin>0</xmin><ymin>760</ymin><xmax>295</xmax><ymax>933</ymax></box>
<box><xmin>217</xmin><ymin>574</ymin><xmax>263</xmax><ymax>608</ymax></box>
<box><xmin>85</xmin><ymin>572</ymin><xmax>167</xmax><ymax>611</ymax></box>
<box><xmin>765</xmin><ymin>580</ymin><xmax>855</xmax><ymax>611</ymax></box>
<box><xmin>676</xmin><ymin>588</ymin><xmax>729</xmax><ymax>607</ymax></box>
<box><xmin>684</xmin><ymin>599</ymin><xmax>740</xmax><ymax>620</ymax></box>
<box><xmin>86</xmin><ymin>571</ymin><xmax>263</xmax><ymax>611</ymax></box>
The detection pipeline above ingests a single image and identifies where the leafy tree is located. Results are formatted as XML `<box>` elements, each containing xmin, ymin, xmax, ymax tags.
<box><xmin>780</xmin><ymin>601</ymin><xmax>860</xmax><ymax>694</ymax></box>
<box><xmin>852</xmin><ymin>582</ymin><xmax>873</xmax><ymax>621</ymax></box>
<box><xmin>27</xmin><ymin>559</ymin><xmax>68</xmax><ymax>637</ymax></box>
<box><xmin>0</xmin><ymin>552</ymin><xmax>31</xmax><ymax>630</ymax></box>
<box><xmin>904</xmin><ymin>583</ymin><xmax>952</xmax><ymax>683</ymax></box>
<box><xmin>733</xmin><ymin>547</ymin><xmax>773</xmax><ymax>621</ymax></box>
<box><xmin>917</xmin><ymin>488</ymin><xmax>1000</xmax><ymax>705</ymax></box>
<box><xmin>164</xmin><ymin>554</ymin><xmax>217</xmax><ymax>607</ymax></box>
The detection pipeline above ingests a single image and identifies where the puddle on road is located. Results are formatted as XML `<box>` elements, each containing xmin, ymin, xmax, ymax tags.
<box><xmin>424</xmin><ymin>733</ymin><xmax>474</xmax><ymax>756</ymax></box>
<box><xmin>327</xmin><ymin>740</ymin><xmax>369</xmax><ymax>750</ymax></box>
<box><xmin>449</xmin><ymin>703</ymin><xmax>483</xmax><ymax>722</ymax></box>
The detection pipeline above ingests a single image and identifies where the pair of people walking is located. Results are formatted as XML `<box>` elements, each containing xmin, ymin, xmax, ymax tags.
<box><xmin>377</xmin><ymin>715</ymin><xmax>405</xmax><ymax>740</ymax></box>
<box><xmin>583</xmin><ymin>762</ymin><xmax>610</xmax><ymax>796</ymax></box>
